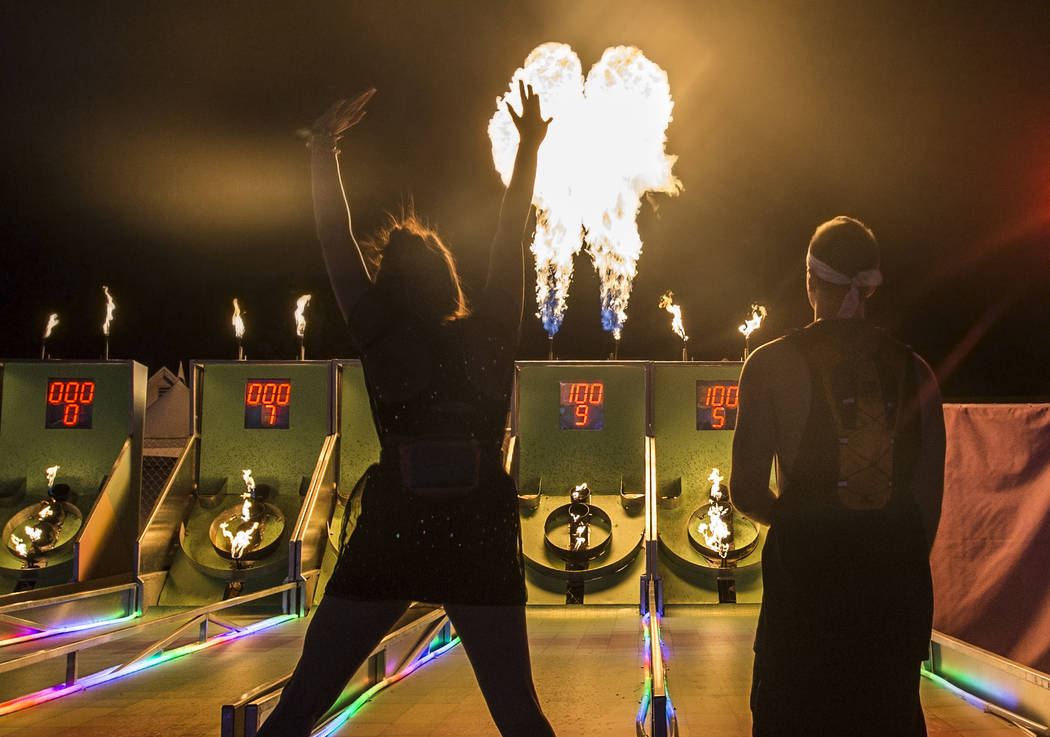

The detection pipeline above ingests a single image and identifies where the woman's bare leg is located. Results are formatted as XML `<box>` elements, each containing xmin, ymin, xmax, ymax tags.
<box><xmin>445</xmin><ymin>603</ymin><xmax>556</xmax><ymax>737</ymax></box>
<box><xmin>256</xmin><ymin>596</ymin><xmax>410</xmax><ymax>737</ymax></box>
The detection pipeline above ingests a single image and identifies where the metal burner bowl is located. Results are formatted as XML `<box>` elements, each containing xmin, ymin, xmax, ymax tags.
<box><xmin>208</xmin><ymin>503</ymin><xmax>285</xmax><ymax>561</ymax></box>
<box><xmin>2</xmin><ymin>501</ymin><xmax>83</xmax><ymax>560</ymax></box>
<box><xmin>687</xmin><ymin>503</ymin><xmax>760</xmax><ymax>564</ymax></box>
<box><xmin>543</xmin><ymin>503</ymin><xmax>613</xmax><ymax>563</ymax></box>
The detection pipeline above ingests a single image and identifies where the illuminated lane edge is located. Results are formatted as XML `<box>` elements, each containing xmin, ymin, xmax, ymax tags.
<box><xmin>636</xmin><ymin>612</ymin><xmax>676</xmax><ymax>737</ymax></box>
<box><xmin>312</xmin><ymin>637</ymin><xmax>461</xmax><ymax>737</ymax></box>
<box><xmin>0</xmin><ymin>613</ymin><xmax>296</xmax><ymax>716</ymax></box>
<box><xmin>919</xmin><ymin>667</ymin><xmax>1049</xmax><ymax>734</ymax></box>
<box><xmin>0</xmin><ymin>612</ymin><xmax>138</xmax><ymax>648</ymax></box>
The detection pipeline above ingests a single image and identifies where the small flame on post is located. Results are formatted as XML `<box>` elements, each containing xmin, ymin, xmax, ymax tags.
<box><xmin>738</xmin><ymin>304</ymin><xmax>767</xmax><ymax>359</ymax></box>
<box><xmin>45</xmin><ymin>465</ymin><xmax>59</xmax><ymax>492</ymax></box>
<box><xmin>102</xmin><ymin>286</ymin><xmax>116</xmax><ymax>359</ymax></box>
<box><xmin>10</xmin><ymin>535</ymin><xmax>29</xmax><ymax>559</ymax></box>
<box><xmin>239</xmin><ymin>470</ymin><xmax>256</xmax><ymax>523</ymax></box>
<box><xmin>220</xmin><ymin>520</ymin><xmax>260</xmax><ymax>560</ymax></box>
<box><xmin>294</xmin><ymin>294</ymin><xmax>311</xmax><ymax>360</ymax></box>
<box><xmin>697</xmin><ymin>467</ymin><xmax>731</xmax><ymax>559</ymax></box>
<box><xmin>232</xmin><ymin>299</ymin><xmax>245</xmax><ymax>360</ymax></box>
<box><xmin>242</xmin><ymin>469</ymin><xmax>255</xmax><ymax>495</ymax></box>
<box><xmin>41</xmin><ymin>313</ymin><xmax>59</xmax><ymax>359</ymax></box>
<box><xmin>659</xmin><ymin>291</ymin><xmax>689</xmax><ymax>359</ymax></box>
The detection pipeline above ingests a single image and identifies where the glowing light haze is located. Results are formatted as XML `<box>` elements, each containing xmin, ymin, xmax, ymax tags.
<box><xmin>45</xmin><ymin>465</ymin><xmax>59</xmax><ymax>490</ymax></box>
<box><xmin>489</xmin><ymin>43</ymin><xmax>681</xmax><ymax>339</ymax></box>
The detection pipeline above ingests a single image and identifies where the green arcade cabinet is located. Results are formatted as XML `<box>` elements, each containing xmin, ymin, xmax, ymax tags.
<box><xmin>139</xmin><ymin>361</ymin><xmax>335</xmax><ymax>612</ymax></box>
<box><xmin>511</xmin><ymin>361</ymin><xmax>648</xmax><ymax>604</ymax></box>
<box><xmin>0</xmin><ymin>360</ymin><xmax>145</xmax><ymax>637</ymax></box>
<box><xmin>651</xmin><ymin>360</ymin><xmax>766</xmax><ymax>604</ymax></box>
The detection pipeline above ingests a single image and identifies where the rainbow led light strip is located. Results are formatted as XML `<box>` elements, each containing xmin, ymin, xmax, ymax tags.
<box><xmin>0</xmin><ymin>613</ymin><xmax>295</xmax><ymax>716</ymax></box>
<box><xmin>313</xmin><ymin>636</ymin><xmax>461</xmax><ymax>737</ymax></box>
<box><xmin>0</xmin><ymin>611</ymin><xmax>138</xmax><ymax>648</ymax></box>
<box><xmin>636</xmin><ymin>612</ymin><xmax>676</xmax><ymax>734</ymax></box>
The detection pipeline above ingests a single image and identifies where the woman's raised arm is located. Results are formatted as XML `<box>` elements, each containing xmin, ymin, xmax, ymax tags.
<box><xmin>306</xmin><ymin>89</ymin><xmax>377</xmax><ymax>325</ymax></box>
<box><xmin>485</xmin><ymin>81</ymin><xmax>550</xmax><ymax>326</ymax></box>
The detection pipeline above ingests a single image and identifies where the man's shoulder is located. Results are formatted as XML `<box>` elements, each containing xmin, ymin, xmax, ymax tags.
<box><xmin>744</xmin><ymin>335</ymin><xmax>805</xmax><ymax>373</ymax></box>
<box><xmin>740</xmin><ymin>335</ymin><xmax>810</xmax><ymax>396</ymax></box>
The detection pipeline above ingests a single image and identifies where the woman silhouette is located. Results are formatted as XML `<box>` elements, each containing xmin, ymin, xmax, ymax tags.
<box><xmin>256</xmin><ymin>82</ymin><xmax>556</xmax><ymax>737</ymax></box>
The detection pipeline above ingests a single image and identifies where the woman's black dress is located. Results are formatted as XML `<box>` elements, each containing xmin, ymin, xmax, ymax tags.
<box><xmin>325</xmin><ymin>286</ymin><xmax>526</xmax><ymax>605</ymax></box>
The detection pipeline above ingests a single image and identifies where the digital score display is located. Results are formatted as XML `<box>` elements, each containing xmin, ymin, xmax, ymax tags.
<box><xmin>244</xmin><ymin>380</ymin><xmax>291</xmax><ymax>429</ymax></box>
<box><xmin>46</xmin><ymin>379</ymin><xmax>95</xmax><ymax>429</ymax></box>
<box><xmin>696</xmin><ymin>380</ymin><xmax>739</xmax><ymax>430</ymax></box>
<box><xmin>559</xmin><ymin>381</ymin><xmax>604</xmax><ymax>430</ymax></box>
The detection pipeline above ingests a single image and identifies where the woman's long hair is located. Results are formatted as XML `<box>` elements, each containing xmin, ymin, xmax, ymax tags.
<box><xmin>362</xmin><ymin>211</ymin><xmax>470</xmax><ymax>324</ymax></box>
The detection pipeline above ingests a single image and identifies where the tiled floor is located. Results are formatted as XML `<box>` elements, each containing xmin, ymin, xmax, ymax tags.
<box><xmin>0</xmin><ymin>606</ymin><xmax>1028</xmax><ymax>736</ymax></box>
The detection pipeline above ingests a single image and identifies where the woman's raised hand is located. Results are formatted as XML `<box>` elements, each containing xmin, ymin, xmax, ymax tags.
<box><xmin>506</xmin><ymin>80</ymin><xmax>551</xmax><ymax>148</ymax></box>
<box><xmin>310</xmin><ymin>88</ymin><xmax>377</xmax><ymax>141</ymax></box>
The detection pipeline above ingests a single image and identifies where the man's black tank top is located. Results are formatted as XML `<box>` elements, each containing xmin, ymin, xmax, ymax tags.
<box><xmin>756</xmin><ymin>320</ymin><xmax>932</xmax><ymax>662</ymax></box>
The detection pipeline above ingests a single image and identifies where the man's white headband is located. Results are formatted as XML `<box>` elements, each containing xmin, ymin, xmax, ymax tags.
<box><xmin>806</xmin><ymin>252</ymin><xmax>883</xmax><ymax>319</ymax></box>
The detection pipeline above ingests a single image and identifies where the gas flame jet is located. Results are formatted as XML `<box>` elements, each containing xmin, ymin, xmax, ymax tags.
<box><xmin>43</xmin><ymin>314</ymin><xmax>59</xmax><ymax>340</ymax></box>
<box><xmin>102</xmin><ymin>286</ymin><xmax>116</xmax><ymax>336</ymax></box>
<box><xmin>10</xmin><ymin>535</ymin><xmax>29</xmax><ymax>559</ymax></box>
<box><xmin>232</xmin><ymin>299</ymin><xmax>245</xmax><ymax>360</ymax></box>
<box><xmin>41</xmin><ymin>313</ymin><xmax>59</xmax><ymax>359</ymax></box>
<box><xmin>581</xmin><ymin>46</ymin><xmax>681</xmax><ymax>340</ymax></box>
<box><xmin>294</xmin><ymin>295</ymin><xmax>311</xmax><ymax>338</ymax></box>
<box><xmin>698</xmin><ymin>468</ymin><xmax>731</xmax><ymax>558</ymax></box>
<box><xmin>658</xmin><ymin>291</ymin><xmax>688</xmax><ymax>341</ymax></box>
<box><xmin>739</xmin><ymin>304</ymin><xmax>767</xmax><ymax>359</ymax></box>
<box><xmin>489</xmin><ymin>43</ymin><xmax>680</xmax><ymax>341</ymax></box>
<box><xmin>489</xmin><ymin>43</ymin><xmax>586</xmax><ymax>338</ymax></box>
<box><xmin>295</xmin><ymin>294</ymin><xmax>311</xmax><ymax>360</ymax></box>
<box><xmin>220</xmin><ymin>520</ymin><xmax>260</xmax><ymax>560</ymax></box>
<box><xmin>738</xmin><ymin>304</ymin><xmax>767</xmax><ymax>339</ymax></box>
<box><xmin>102</xmin><ymin>286</ymin><xmax>116</xmax><ymax>359</ymax></box>
<box><xmin>240</xmin><ymin>469</ymin><xmax>256</xmax><ymax>521</ymax></box>
<box><xmin>45</xmin><ymin>465</ymin><xmax>59</xmax><ymax>492</ymax></box>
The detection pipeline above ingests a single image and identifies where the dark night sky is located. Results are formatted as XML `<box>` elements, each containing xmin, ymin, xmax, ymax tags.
<box><xmin>1</xmin><ymin>2</ymin><xmax>1048</xmax><ymax>398</ymax></box>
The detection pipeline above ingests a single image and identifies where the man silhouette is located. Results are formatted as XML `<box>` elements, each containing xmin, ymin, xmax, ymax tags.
<box><xmin>730</xmin><ymin>216</ymin><xmax>945</xmax><ymax>736</ymax></box>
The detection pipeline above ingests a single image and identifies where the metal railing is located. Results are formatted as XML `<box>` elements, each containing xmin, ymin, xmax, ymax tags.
<box><xmin>0</xmin><ymin>580</ymin><xmax>298</xmax><ymax>715</ymax></box>
<box><xmin>221</xmin><ymin>606</ymin><xmax>453</xmax><ymax>737</ymax></box>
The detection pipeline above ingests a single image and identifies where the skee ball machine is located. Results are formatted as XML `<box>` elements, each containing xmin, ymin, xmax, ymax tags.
<box><xmin>139</xmin><ymin>361</ymin><xmax>334</xmax><ymax>613</ymax></box>
<box><xmin>511</xmin><ymin>361</ymin><xmax>647</xmax><ymax>604</ymax></box>
<box><xmin>0</xmin><ymin>360</ymin><xmax>145</xmax><ymax>634</ymax></box>
<box><xmin>652</xmin><ymin>361</ymin><xmax>765</xmax><ymax>604</ymax></box>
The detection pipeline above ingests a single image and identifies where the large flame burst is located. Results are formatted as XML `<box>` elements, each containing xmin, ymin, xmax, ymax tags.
<box><xmin>489</xmin><ymin>43</ymin><xmax>681</xmax><ymax>339</ymax></box>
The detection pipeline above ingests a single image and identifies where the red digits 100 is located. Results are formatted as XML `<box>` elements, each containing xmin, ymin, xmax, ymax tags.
<box><xmin>568</xmin><ymin>382</ymin><xmax>603</xmax><ymax>427</ymax></box>
<box><xmin>703</xmin><ymin>383</ymin><xmax>738</xmax><ymax>430</ymax></box>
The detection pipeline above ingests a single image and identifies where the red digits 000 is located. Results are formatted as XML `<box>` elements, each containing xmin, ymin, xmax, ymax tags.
<box><xmin>246</xmin><ymin>383</ymin><xmax>262</xmax><ymax>404</ymax></box>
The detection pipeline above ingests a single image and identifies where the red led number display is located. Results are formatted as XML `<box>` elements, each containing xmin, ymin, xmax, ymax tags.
<box><xmin>696</xmin><ymin>380</ymin><xmax>739</xmax><ymax>431</ymax></box>
<box><xmin>244</xmin><ymin>380</ymin><xmax>291</xmax><ymax>429</ymax></box>
<box><xmin>559</xmin><ymin>381</ymin><xmax>605</xmax><ymax>430</ymax></box>
<box><xmin>45</xmin><ymin>379</ymin><xmax>95</xmax><ymax>429</ymax></box>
